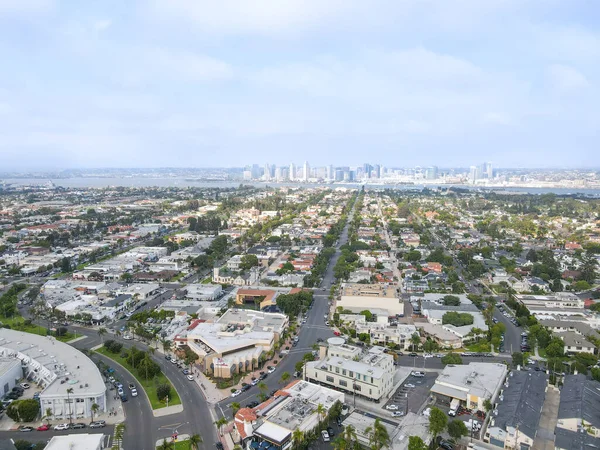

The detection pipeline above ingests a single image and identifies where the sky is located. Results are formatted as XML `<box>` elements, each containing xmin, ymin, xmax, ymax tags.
<box><xmin>0</xmin><ymin>0</ymin><xmax>598</xmax><ymax>170</ymax></box>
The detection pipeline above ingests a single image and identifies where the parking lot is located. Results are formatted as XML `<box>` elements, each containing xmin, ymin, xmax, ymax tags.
<box><xmin>383</xmin><ymin>371</ymin><xmax>437</xmax><ymax>419</ymax></box>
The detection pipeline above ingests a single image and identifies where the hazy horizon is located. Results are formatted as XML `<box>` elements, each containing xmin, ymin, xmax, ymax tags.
<box><xmin>1</xmin><ymin>1</ymin><xmax>598</xmax><ymax>169</ymax></box>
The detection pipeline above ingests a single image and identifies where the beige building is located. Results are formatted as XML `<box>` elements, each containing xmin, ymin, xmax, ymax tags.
<box><xmin>175</xmin><ymin>309</ymin><xmax>288</xmax><ymax>379</ymax></box>
<box><xmin>337</xmin><ymin>283</ymin><xmax>403</xmax><ymax>317</ymax></box>
<box><xmin>305</xmin><ymin>337</ymin><xmax>394</xmax><ymax>401</ymax></box>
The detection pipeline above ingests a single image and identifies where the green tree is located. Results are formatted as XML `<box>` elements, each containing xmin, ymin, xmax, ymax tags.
<box><xmin>292</xmin><ymin>429</ymin><xmax>305</xmax><ymax>449</ymax></box>
<box><xmin>410</xmin><ymin>332</ymin><xmax>421</xmax><ymax>352</ymax></box>
<box><xmin>214</xmin><ymin>417</ymin><xmax>228</xmax><ymax>436</ymax></box>
<box><xmin>157</xmin><ymin>439</ymin><xmax>174</xmax><ymax>450</ymax></box>
<box><xmin>442</xmin><ymin>295</ymin><xmax>461</xmax><ymax>306</ymax></box>
<box><xmin>364</xmin><ymin>417</ymin><xmax>391</xmax><ymax>449</ymax></box>
<box><xmin>408</xmin><ymin>436</ymin><xmax>428</xmax><ymax>450</ymax></box>
<box><xmin>447</xmin><ymin>419</ymin><xmax>469</xmax><ymax>441</ymax></box>
<box><xmin>428</xmin><ymin>407</ymin><xmax>447</xmax><ymax>442</ymax></box>
<box><xmin>279</xmin><ymin>371</ymin><xmax>291</xmax><ymax>386</ymax></box>
<box><xmin>157</xmin><ymin>383</ymin><xmax>172</xmax><ymax>401</ymax></box>
<box><xmin>441</xmin><ymin>353</ymin><xmax>463</xmax><ymax>365</ymax></box>
<box><xmin>188</xmin><ymin>433</ymin><xmax>202</xmax><ymax>450</ymax></box>
<box><xmin>90</xmin><ymin>403</ymin><xmax>100</xmax><ymax>423</ymax></box>
<box><xmin>240</xmin><ymin>254</ymin><xmax>259</xmax><ymax>270</ymax></box>
<box><xmin>512</xmin><ymin>352</ymin><xmax>524</xmax><ymax>367</ymax></box>
<box><xmin>230</xmin><ymin>402</ymin><xmax>241</xmax><ymax>418</ymax></box>
<box><xmin>98</xmin><ymin>327</ymin><xmax>107</xmax><ymax>343</ymax></box>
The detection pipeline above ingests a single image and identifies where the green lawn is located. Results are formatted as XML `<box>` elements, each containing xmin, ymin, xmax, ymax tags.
<box><xmin>96</xmin><ymin>347</ymin><xmax>181</xmax><ymax>410</ymax></box>
<box><xmin>466</xmin><ymin>341</ymin><xmax>492</xmax><ymax>352</ymax></box>
<box><xmin>0</xmin><ymin>315</ymin><xmax>76</xmax><ymax>342</ymax></box>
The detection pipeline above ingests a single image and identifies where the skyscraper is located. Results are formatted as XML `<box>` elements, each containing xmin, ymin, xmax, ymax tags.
<box><xmin>486</xmin><ymin>162</ymin><xmax>493</xmax><ymax>179</ymax></box>
<box><xmin>469</xmin><ymin>166</ymin><xmax>478</xmax><ymax>183</ymax></box>
<box><xmin>425</xmin><ymin>166</ymin><xmax>438</xmax><ymax>180</ymax></box>
<box><xmin>327</xmin><ymin>165</ymin><xmax>333</xmax><ymax>180</ymax></box>
<box><xmin>303</xmin><ymin>161</ymin><xmax>310</xmax><ymax>182</ymax></box>
<box><xmin>289</xmin><ymin>163</ymin><xmax>296</xmax><ymax>181</ymax></box>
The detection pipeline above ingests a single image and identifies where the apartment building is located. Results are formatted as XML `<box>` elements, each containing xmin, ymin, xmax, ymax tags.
<box><xmin>304</xmin><ymin>338</ymin><xmax>394</xmax><ymax>402</ymax></box>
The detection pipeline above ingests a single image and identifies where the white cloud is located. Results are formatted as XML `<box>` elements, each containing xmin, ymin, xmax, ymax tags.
<box><xmin>548</xmin><ymin>64</ymin><xmax>590</xmax><ymax>91</ymax></box>
<box><xmin>94</xmin><ymin>19</ymin><xmax>112</xmax><ymax>31</ymax></box>
<box><xmin>0</xmin><ymin>0</ymin><xmax>52</xmax><ymax>16</ymax></box>
<box><xmin>147</xmin><ymin>0</ymin><xmax>355</xmax><ymax>36</ymax></box>
<box><xmin>146</xmin><ymin>49</ymin><xmax>233</xmax><ymax>82</ymax></box>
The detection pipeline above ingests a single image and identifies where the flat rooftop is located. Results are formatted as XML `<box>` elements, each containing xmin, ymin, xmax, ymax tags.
<box><xmin>45</xmin><ymin>433</ymin><xmax>106</xmax><ymax>450</ymax></box>
<box><xmin>0</xmin><ymin>329</ymin><xmax>105</xmax><ymax>398</ymax></box>
<box><xmin>341</xmin><ymin>283</ymin><xmax>397</xmax><ymax>298</ymax></box>
<box><xmin>432</xmin><ymin>362</ymin><xmax>507</xmax><ymax>400</ymax></box>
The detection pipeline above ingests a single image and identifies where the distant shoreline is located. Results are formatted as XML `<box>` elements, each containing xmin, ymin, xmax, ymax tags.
<box><xmin>2</xmin><ymin>177</ymin><xmax>600</xmax><ymax>196</ymax></box>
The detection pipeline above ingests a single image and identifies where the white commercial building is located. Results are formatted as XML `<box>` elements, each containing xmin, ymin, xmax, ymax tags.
<box><xmin>305</xmin><ymin>338</ymin><xmax>395</xmax><ymax>401</ymax></box>
<box><xmin>45</xmin><ymin>433</ymin><xmax>106</xmax><ymax>450</ymax></box>
<box><xmin>0</xmin><ymin>329</ymin><xmax>106</xmax><ymax>420</ymax></box>
<box><xmin>185</xmin><ymin>283</ymin><xmax>223</xmax><ymax>301</ymax></box>
<box><xmin>431</xmin><ymin>362</ymin><xmax>508</xmax><ymax>411</ymax></box>
<box><xmin>0</xmin><ymin>357</ymin><xmax>23</xmax><ymax>396</ymax></box>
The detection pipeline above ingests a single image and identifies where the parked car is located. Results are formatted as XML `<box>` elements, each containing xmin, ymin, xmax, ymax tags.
<box><xmin>231</xmin><ymin>390</ymin><xmax>242</xmax><ymax>398</ymax></box>
<box><xmin>405</xmin><ymin>383</ymin><xmax>416</xmax><ymax>388</ymax></box>
<box><xmin>131</xmin><ymin>388</ymin><xmax>138</xmax><ymax>397</ymax></box>
<box><xmin>187</xmin><ymin>375</ymin><xmax>195</xmax><ymax>381</ymax></box>
<box><xmin>321</xmin><ymin>430</ymin><xmax>330</xmax><ymax>442</ymax></box>
<box><xmin>89</xmin><ymin>421</ymin><xmax>106</xmax><ymax>429</ymax></box>
<box><xmin>71</xmin><ymin>423</ymin><xmax>86</xmax><ymax>429</ymax></box>
<box><xmin>120</xmin><ymin>394</ymin><xmax>128</xmax><ymax>402</ymax></box>
<box><xmin>251</xmin><ymin>378</ymin><xmax>259</xmax><ymax>386</ymax></box>
<box><xmin>128</xmin><ymin>383</ymin><xmax>135</xmax><ymax>390</ymax></box>
<box><xmin>391</xmin><ymin>411</ymin><xmax>404</xmax><ymax>417</ymax></box>
<box><xmin>19</xmin><ymin>383</ymin><xmax>30</xmax><ymax>390</ymax></box>
<box><xmin>19</xmin><ymin>426</ymin><xmax>34</xmax><ymax>432</ymax></box>
<box><xmin>267</xmin><ymin>366</ymin><xmax>276</xmax><ymax>374</ymax></box>
<box><xmin>36</xmin><ymin>424</ymin><xmax>50</xmax><ymax>431</ymax></box>
<box><xmin>385</xmin><ymin>404</ymin><xmax>399</xmax><ymax>410</ymax></box>
<box><xmin>54</xmin><ymin>423</ymin><xmax>70</xmax><ymax>431</ymax></box>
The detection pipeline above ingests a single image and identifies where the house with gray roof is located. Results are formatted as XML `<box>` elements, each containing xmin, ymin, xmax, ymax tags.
<box><xmin>484</xmin><ymin>370</ymin><xmax>548</xmax><ymax>449</ymax></box>
<box><xmin>556</xmin><ymin>374</ymin><xmax>600</xmax><ymax>439</ymax></box>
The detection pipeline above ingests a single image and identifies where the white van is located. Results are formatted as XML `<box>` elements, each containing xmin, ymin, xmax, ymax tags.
<box><xmin>448</xmin><ymin>399</ymin><xmax>460</xmax><ymax>416</ymax></box>
<box><xmin>321</xmin><ymin>430</ymin><xmax>330</xmax><ymax>442</ymax></box>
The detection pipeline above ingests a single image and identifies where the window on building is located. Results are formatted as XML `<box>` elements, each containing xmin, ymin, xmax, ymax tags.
<box><xmin>349</xmin><ymin>371</ymin><xmax>354</xmax><ymax>377</ymax></box>
<box><xmin>335</xmin><ymin>367</ymin><xmax>339</xmax><ymax>374</ymax></box>
<box><xmin>339</xmin><ymin>380</ymin><xmax>347</xmax><ymax>387</ymax></box>
<box><xmin>354</xmin><ymin>385</ymin><xmax>361</xmax><ymax>391</ymax></box>
<box><xmin>326</xmin><ymin>376</ymin><xmax>334</xmax><ymax>383</ymax></box>
<box><xmin>342</xmin><ymin>369</ymin><xmax>347</xmax><ymax>376</ymax></box>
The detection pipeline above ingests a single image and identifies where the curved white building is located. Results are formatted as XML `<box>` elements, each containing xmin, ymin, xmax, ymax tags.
<box><xmin>0</xmin><ymin>329</ymin><xmax>106</xmax><ymax>420</ymax></box>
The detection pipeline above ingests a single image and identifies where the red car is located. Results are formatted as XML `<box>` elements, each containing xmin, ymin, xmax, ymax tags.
<box><xmin>37</xmin><ymin>424</ymin><xmax>50</xmax><ymax>431</ymax></box>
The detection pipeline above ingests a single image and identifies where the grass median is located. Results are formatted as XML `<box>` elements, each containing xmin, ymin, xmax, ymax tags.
<box><xmin>96</xmin><ymin>347</ymin><xmax>181</xmax><ymax>410</ymax></box>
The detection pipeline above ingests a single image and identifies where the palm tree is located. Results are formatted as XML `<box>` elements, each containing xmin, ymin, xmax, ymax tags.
<box><xmin>316</xmin><ymin>403</ymin><xmax>326</xmax><ymax>428</ymax></box>
<box><xmin>258</xmin><ymin>382</ymin><xmax>268</xmax><ymax>401</ymax></box>
<box><xmin>291</xmin><ymin>429</ymin><xmax>304</xmax><ymax>449</ymax></box>
<box><xmin>98</xmin><ymin>327</ymin><xmax>107</xmax><ymax>344</ymax></box>
<box><xmin>410</xmin><ymin>332</ymin><xmax>420</xmax><ymax>352</ymax></box>
<box><xmin>44</xmin><ymin>407</ymin><xmax>52</xmax><ymax>425</ymax></box>
<box><xmin>66</xmin><ymin>387</ymin><xmax>74</xmax><ymax>425</ymax></box>
<box><xmin>90</xmin><ymin>403</ymin><xmax>100</xmax><ymax>423</ymax></box>
<box><xmin>157</xmin><ymin>439</ymin><xmax>174</xmax><ymax>450</ymax></box>
<box><xmin>162</xmin><ymin>339</ymin><xmax>172</xmax><ymax>356</ymax></box>
<box><xmin>188</xmin><ymin>433</ymin><xmax>203</xmax><ymax>450</ymax></box>
<box><xmin>365</xmin><ymin>418</ymin><xmax>390</xmax><ymax>450</ymax></box>
<box><xmin>214</xmin><ymin>417</ymin><xmax>228</xmax><ymax>436</ymax></box>
<box><xmin>115</xmin><ymin>329</ymin><xmax>122</xmax><ymax>339</ymax></box>
<box><xmin>113</xmin><ymin>423</ymin><xmax>126</xmax><ymax>448</ymax></box>
<box><xmin>230</xmin><ymin>402</ymin><xmax>241</xmax><ymax>418</ymax></box>
<box><xmin>343</xmin><ymin>424</ymin><xmax>358</xmax><ymax>444</ymax></box>
<box><xmin>279</xmin><ymin>371</ymin><xmax>291</xmax><ymax>386</ymax></box>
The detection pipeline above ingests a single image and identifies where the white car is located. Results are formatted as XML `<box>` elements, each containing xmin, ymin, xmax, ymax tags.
<box><xmin>391</xmin><ymin>411</ymin><xmax>404</xmax><ymax>417</ymax></box>
<box><xmin>267</xmin><ymin>366</ymin><xmax>276</xmax><ymax>374</ymax></box>
<box><xmin>54</xmin><ymin>423</ymin><xmax>69</xmax><ymax>431</ymax></box>
<box><xmin>231</xmin><ymin>390</ymin><xmax>242</xmax><ymax>398</ymax></box>
<box><xmin>123</xmin><ymin>334</ymin><xmax>133</xmax><ymax>340</ymax></box>
<box><xmin>131</xmin><ymin>388</ymin><xmax>138</xmax><ymax>397</ymax></box>
<box><xmin>423</xmin><ymin>353</ymin><xmax>434</xmax><ymax>358</ymax></box>
<box><xmin>187</xmin><ymin>375</ymin><xmax>194</xmax><ymax>381</ymax></box>
<box><xmin>117</xmin><ymin>387</ymin><xmax>124</xmax><ymax>396</ymax></box>
<box><xmin>385</xmin><ymin>404</ymin><xmax>399</xmax><ymax>410</ymax></box>
<box><xmin>19</xmin><ymin>383</ymin><xmax>30</xmax><ymax>389</ymax></box>
<box><xmin>405</xmin><ymin>383</ymin><xmax>416</xmax><ymax>388</ymax></box>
